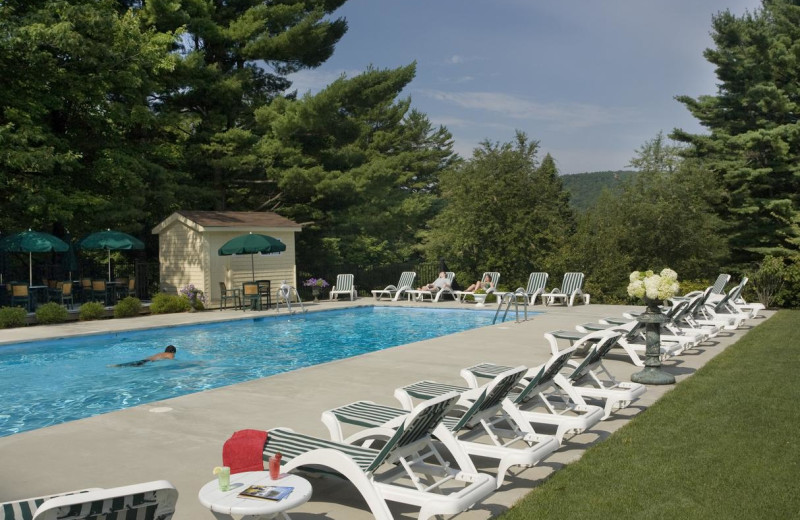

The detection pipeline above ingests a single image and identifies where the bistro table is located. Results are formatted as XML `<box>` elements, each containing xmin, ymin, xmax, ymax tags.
<box><xmin>198</xmin><ymin>471</ymin><xmax>312</xmax><ymax>520</ymax></box>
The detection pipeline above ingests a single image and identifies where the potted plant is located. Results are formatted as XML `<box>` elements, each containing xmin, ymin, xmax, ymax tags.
<box><xmin>303</xmin><ymin>278</ymin><xmax>329</xmax><ymax>302</ymax></box>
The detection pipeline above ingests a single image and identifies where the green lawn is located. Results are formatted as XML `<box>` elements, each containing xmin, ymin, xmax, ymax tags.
<box><xmin>498</xmin><ymin>310</ymin><xmax>800</xmax><ymax>520</ymax></box>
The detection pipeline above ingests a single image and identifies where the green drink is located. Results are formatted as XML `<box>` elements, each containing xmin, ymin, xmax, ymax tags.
<box><xmin>214</xmin><ymin>466</ymin><xmax>230</xmax><ymax>491</ymax></box>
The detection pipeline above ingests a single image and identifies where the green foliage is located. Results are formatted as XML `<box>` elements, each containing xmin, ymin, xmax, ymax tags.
<box><xmin>750</xmin><ymin>255</ymin><xmax>785</xmax><ymax>308</ymax></box>
<box><xmin>150</xmin><ymin>293</ymin><xmax>191</xmax><ymax>314</ymax></box>
<box><xmin>34</xmin><ymin>302</ymin><xmax>68</xmax><ymax>324</ymax></box>
<box><xmin>0</xmin><ymin>0</ymin><xmax>181</xmax><ymax>236</ymax></box>
<box><xmin>422</xmin><ymin>133</ymin><xmax>575</xmax><ymax>289</ymax></box>
<box><xmin>564</xmin><ymin>133</ymin><xmax>728</xmax><ymax>301</ymax></box>
<box><xmin>674</xmin><ymin>0</ymin><xmax>800</xmax><ymax>264</ymax></box>
<box><xmin>113</xmin><ymin>296</ymin><xmax>142</xmax><ymax>318</ymax></box>
<box><xmin>679</xmin><ymin>279</ymin><xmax>714</xmax><ymax>296</ymax></box>
<box><xmin>775</xmin><ymin>257</ymin><xmax>800</xmax><ymax>309</ymax></box>
<box><xmin>255</xmin><ymin>65</ymin><xmax>455</xmax><ymax>269</ymax></box>
<box><xmin>0</xmin><ymin>306</ymin><xmax>27</xmax><ymax>328</ymax></box>
<box><xmin>560</xmin><ymin>170</ymin><xmax>638</xmax><ymax>212</ymax></box>
<box><xmin>78</xmin><ymin>301</ymin><xmax>106</xmax><ymax>321</ymax></box>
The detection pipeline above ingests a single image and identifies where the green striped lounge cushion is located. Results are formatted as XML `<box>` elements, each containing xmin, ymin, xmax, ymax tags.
<box><xmin>1</xmin><ymin>488</ymin><xmax>171</xmax><ymax>520</ymax></box>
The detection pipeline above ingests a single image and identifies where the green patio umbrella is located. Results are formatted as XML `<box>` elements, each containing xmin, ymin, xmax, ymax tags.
<box><xmin>218</xmin><ymin>232</ymin><xmax>286</xmax><ymax>280</ymax></box>
<box><xmin>78</xmin><ymin>229</ymin><xmax>145</xmax><ymax>282</ymax></box>
<box><xmin>0</xmin><ymin>229</ymin><xmax>69</xmax><ymax>286</ymax></box>
<box><xmin>60</xmin><ymin>232</ymin><xmax>79</xmax><ymax>280</ymax></box>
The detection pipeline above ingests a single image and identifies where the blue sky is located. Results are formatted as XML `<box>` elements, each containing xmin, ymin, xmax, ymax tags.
<box><xmin>288</xmin><ymin>0</ymin><xmax>762</xmax><ymax>174</ymax></box>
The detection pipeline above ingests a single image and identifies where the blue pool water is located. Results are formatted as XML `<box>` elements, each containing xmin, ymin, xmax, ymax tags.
<box><xmin>0</xmin><ymin>307</ymin><xmax>496</xmax><ymax>437</ymax></box>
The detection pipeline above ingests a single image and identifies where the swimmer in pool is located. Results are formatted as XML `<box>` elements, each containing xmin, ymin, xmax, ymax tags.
<box><xmin>112</xmin><ymin>345</ymin><xmax>176</xmax><ymax>367</ymax></box>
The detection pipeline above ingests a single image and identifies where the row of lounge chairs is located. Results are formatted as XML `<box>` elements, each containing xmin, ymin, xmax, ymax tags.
<box><xmin>371</xmin><ymin>271</ymin><xmax>591</xmax><ymax>306</ymax></box>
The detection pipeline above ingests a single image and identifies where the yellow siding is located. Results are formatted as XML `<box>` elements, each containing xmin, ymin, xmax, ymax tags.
<box><xmin>158</xmin><ymin>224</ymin><xmax>208</xmax><ymax>294</ymax></box>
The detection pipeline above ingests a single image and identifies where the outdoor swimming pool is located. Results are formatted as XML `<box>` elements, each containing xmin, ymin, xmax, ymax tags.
<box><xmin>0</xmin><ymin>307</ymin><xmax>498</xmax><ymax>437</ymax></box>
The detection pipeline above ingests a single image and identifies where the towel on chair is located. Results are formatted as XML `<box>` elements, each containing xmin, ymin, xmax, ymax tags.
<box><xmin>223</xmin><ymin>429</ymin><xmax>268</xmax><ymax>474</ymax></box>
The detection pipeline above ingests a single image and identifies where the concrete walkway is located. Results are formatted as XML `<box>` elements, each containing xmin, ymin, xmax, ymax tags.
<box><xmin>0</xmin><ymin>300</ymin><xmax>770</xmax><ymax>519</ymax></box>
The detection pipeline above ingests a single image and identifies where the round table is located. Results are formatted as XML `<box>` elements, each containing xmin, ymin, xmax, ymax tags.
<box><xmin>198</xmin><ymin>471</ymin><xmax>312</xmax><ymax>520</ymax></box>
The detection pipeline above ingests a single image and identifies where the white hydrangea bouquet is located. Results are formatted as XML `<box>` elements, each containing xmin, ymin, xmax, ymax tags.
<box><xmin>627</xmin><ymin>268</ymin><xmax>680</xmax><ymax>302</ymax></box>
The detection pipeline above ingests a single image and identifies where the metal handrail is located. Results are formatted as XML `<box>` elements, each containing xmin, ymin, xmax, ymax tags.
<box><xmin>275</xmin><ymin>281</ymin><xmax>306</xmax><ymax>314</ymax></box>
<box><xmin>493</xmin><ymin>288</ymin><xmax>529</xmax><ymax>324</ymax></box>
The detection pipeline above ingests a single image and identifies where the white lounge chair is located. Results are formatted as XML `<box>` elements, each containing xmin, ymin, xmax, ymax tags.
<box><xmin>521</xmin><ymin>272</ymin><xmax>549</xmax><ymax>305</ymax></box>
<box><xmin>371</xmin><ymin>271</ymin><xmax>416</xmax><ymax>301</ymax></box>
<box><xmin>322</xmin><ymin>366</ymin><xmax>560</xmax><ymax>488</ymax></box>
<box><xmin>0</xmin><ymin>480</ymin><xmax>178</xmax><ymax>520</ymax></box>
<box><xmin>330</xmin><ymin>274</ymin><xmax>357</xmax><ymax>301</ymax></box>
<box><xmin>407</xmin><ymin>272</ymin><xmax>456</xmax><ymax>302</ymax></box>
<box><xmin>460</xmin><ymin>348</ymin><xmax>605</xmax><ymax>444</ymax></box>
<box><xmin>262</xmin><ymin>392</ymin><xmax>495</xmax><ymax>520</ymax></box>
<box><xmin>454</xmin><ymin>272</ymin><xmax>500</xmax><ymax>303</ymax></box>
<box><xmin>559</xmin><ymin>332</ymin><xmax>647</xmax><ymax>419</ymax></box>
<box><xmin>542</xmin><ymin>272</ymin><xmax>590</xmax><ymax>306</ymax></box>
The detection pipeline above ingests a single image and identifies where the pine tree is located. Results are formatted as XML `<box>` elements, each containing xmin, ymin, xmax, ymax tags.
<box><xmin>253</xmin><ymin>64</ymin><xmax>456</xmax><ymax>269</ymax></box>
<box><xmin>673</xmin><ymin>0</ymin><xmax>800</xmax><ymax>265</ymax></box>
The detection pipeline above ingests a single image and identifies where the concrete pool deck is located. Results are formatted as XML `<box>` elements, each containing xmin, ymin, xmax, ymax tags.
<box><xmin>0</xmin><ymin>299</ymin><xmax>771</xmax><ymax>519</ymax></box>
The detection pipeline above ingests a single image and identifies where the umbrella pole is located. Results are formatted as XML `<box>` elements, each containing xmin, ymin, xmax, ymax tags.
<box><xmin>29</xmin><ymin>251</ymin><xmax>33</xmax><ymax>286</ymax></box>
<box><xmin>251</xmin><ymin>254</ymin><xmax>255</xmax><ymax>281</ymax></box>
<box><xmin>108</xmin><ymin>249</ymin><xmax>112</xmax><ymax>282</ymax></box>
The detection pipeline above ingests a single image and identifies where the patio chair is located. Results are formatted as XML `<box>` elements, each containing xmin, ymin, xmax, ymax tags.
<box><xmin>50</xmin><ymin>281</ymin><xmax>74</xmax><ymax>309</ymax></box>
<box><xmin>407</xmin><ymin>272</ymin><xmax>457</xmax><ymax>302</ymax></box>
<box><xmin>10</xmin><ymin>283</ymin><xmax>31</xmax><ymax>311</ymax></box>
<box><xmin>330</xmin><ymin>274</ymin><xmax>357</xmax><ymax>301</ymax></box>
<box><xmin>256</xmin><ymin>279</ymin><xmax>272</xmax><ymax>309</ymax></box>
<box><xmin>91</xmin><ymin>280</ymin><xmax>109</xmax><ymax>305</ymax></box>
<box><xmin>558</xmin><ymin>332</ymin><xmax>647</xmax><ymax>419</ymax></box>
<box><xmin>542</xmin><ymin>272</ymin><xmax>590</xmax><ymax>306</ymax></box>
<box><xmin>454</xmin><ymin>272</ymin><xmax>500</xmax><ymax>303</ymax></box>
<box><xmin>262</xmin><ymin>392</ymin><xmax>495</xmax><ymax>520</ymax></box>
<box><xmin>521</xmin><ymin>272</ymin><xmax>549</xmax><ymax>305</ymax></box>
<box><xmin>459</xmin><ymin>347</ymin><xmax>605</xmax><ymax>443</ymax></box>
<box><xmin>324</xmin><ymin>366</ymin><xmax>560</xmax><ymax>488</ymax></box>
<box><xmin>242</xmin><ymin>281</ymin><xmax>262</xmax><ymax>310</ymax></box>
<box><xmin>79</xmin><ymin>278</ymin><xmax>92</xmax><ymax>302</ymax></box>
<box><xmin>0</xmin><ymin>480</ymin><xmax>178</xmax><ymax>520</ymax></box>
<box><xmin>218</xmin><ymin>281</ymin><xmax>241</xmax><ymax>310</ymax></box>
<box><xmin>711</xmin><ymin>273</ymin><xmax>731</xmax><ymax>295</ymax></box>
<box><xmin>371</xmin><ymin>271</ymin><xmax>416</xmax><ymax>301</ymax></box>
<box><xmin>114</xmin><ymin>277</ymin><xmax>129</xmax><ymax>300</ymax></box>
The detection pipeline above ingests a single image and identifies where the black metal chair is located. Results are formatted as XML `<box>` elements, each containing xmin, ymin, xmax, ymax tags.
<box><xmin>256</xmin><ymin>279</ymin><xmax>272</xmax><ymax>309</ymax></box>
<box><xmin>219</xmin><ymin>281</ymin><xmax>241</xmax><ymax>310</ymax></box>
<box><xmin>11</xmin><ymin>283</ymin><xmax>31</xmax><ymax>311</ymax></box>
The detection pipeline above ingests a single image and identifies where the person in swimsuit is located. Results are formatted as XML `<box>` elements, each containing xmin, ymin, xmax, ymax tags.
<box><xmin>112</xmin><ymin>345</ymin><xmax>176</xmax><ymax>367</ymax></box>
<box><xmin>465</xmin><ymin>274</ymin><xmax>493</xmax><ymax>292</ymax></box>
<box><xmin>417</xmin><ymin>272</ymin><xmax>451</xmax><ymax>292</ymax></box>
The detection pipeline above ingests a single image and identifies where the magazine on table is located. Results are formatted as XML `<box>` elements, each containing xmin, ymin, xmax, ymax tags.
<box><xmin>238</xmin><ymin>485</ymin><xmax>293</xmax><ymax>501</ymax></box>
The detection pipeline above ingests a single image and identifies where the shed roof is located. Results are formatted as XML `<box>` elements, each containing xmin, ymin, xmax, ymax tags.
<box><xmin>152</xmin><ymin>211</ymin><xmax>302</xmax><ymax>234</ymax></box>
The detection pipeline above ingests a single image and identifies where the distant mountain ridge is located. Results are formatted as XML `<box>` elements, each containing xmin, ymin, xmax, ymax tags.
<box><xmin>560</xmin><ymin>170</ymin><xmax>638</xmax><ymax>211</ymax></box>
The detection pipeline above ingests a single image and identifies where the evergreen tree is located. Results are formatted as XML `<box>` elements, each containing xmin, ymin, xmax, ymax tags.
<box><xmin>141</xmin><ymin>0</ymin><xmax>348</xmax><ymax>210</ymax></box>
<box><xmin>565</xmin><ymin>133</ymin><xmax>728</xmax><ymax>301</ymax></box>
<box><xmin>673</xmin><ymin>0</ymin><xmax>800</xmax><ymax>264</ymax></box>
<box><xmin>0</xmin><ymin>0</ymin><xmax>179</xmax><ymax>237</ymax></box>
<box><xmin>253</xmin><ymin>64</ymin><xmax>456</xmax><ymax>269</ymax></box>
<box><xmin>422</xmin><ymin>132</ymin><xmax>575</xmax><ymax>288</ymax></box>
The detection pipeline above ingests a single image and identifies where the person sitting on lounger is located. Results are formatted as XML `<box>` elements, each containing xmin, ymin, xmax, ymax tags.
<box><xmin>418</xmin><ymin>272</ymin><xmax>451</xmax><ymax>292</ymax></box>
<box><xmin>112</xmin><ymin>345</ymin><xmax>176</xmax><ymax>367</ymax></box>
<box><xmin>465</xmin><ymin>274</ymin><xmax>493</xmax><ymax>293</ymax></box>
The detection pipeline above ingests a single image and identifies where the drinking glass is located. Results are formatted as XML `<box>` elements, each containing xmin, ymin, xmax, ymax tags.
<box><xmin>217</xmin><ymin>466</ymin><xmax>230</xmax><ymax>491</ymax></box>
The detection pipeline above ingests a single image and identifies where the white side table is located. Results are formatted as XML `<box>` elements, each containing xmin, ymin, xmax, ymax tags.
<box><xmin>198</xmin><ymin>471</ymin><xmax>312</xmax><ymax>520</ymax></box>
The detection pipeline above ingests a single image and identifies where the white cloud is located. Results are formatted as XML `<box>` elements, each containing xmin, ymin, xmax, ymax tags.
<box><xmin>419</xmin><ymin>89</ymin><xmax>641</xmax><ymax>128</ymax></box>
<box><xmin>449</xmin><ymin>55</ymin><xmax>464</xmax><ymax>64</ymax></box>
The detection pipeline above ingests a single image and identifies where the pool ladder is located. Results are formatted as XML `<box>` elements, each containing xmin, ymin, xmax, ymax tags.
<box><xmin>493</xmin><ymin>288</ymin><xmax>530</xmax><ymax>324</ymax></box>
<box><xmin>275</xmin><ymin>282</ymin><xmax>306</xmax><ymax>314</ymax></box>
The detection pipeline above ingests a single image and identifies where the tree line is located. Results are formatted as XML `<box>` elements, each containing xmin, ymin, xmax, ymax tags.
<box><xmin>1</xmin><ymin>1</ymin><xmax>798</xmax><ymax>305</ymax></box>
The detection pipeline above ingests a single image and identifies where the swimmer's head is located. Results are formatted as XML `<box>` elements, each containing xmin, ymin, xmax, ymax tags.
<box><xmin>165</xmin><ymin>345</ymin><xmax>176</xmax><ymax>353</ymax></box>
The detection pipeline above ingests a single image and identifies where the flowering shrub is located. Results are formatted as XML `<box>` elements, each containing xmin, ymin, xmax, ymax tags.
<box><xmin>627</xmin><ymin>268</ymin><xmax>680</xmax><ymax>301</ymax></box>
<box><xmin>179</xmin><ymin>284</ymin><xmax>206</xmax><ymax>310</ymax></box>
<box><xmin>303</xmin><ymin>278</ymin><xmax>329</xmax><ymax>289</ymax></box>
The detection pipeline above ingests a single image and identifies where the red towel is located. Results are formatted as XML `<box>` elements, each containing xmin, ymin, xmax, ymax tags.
<box><xmin>222</xmin><ymin>429</ymin><xmax>268</xmax><ymax>474</ymax></box>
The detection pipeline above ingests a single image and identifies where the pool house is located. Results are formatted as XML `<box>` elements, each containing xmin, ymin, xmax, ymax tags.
<box><xmin>152</xmin><ymin>211</ymin><xmax>302</xmax><ymax>306</ymax></box>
